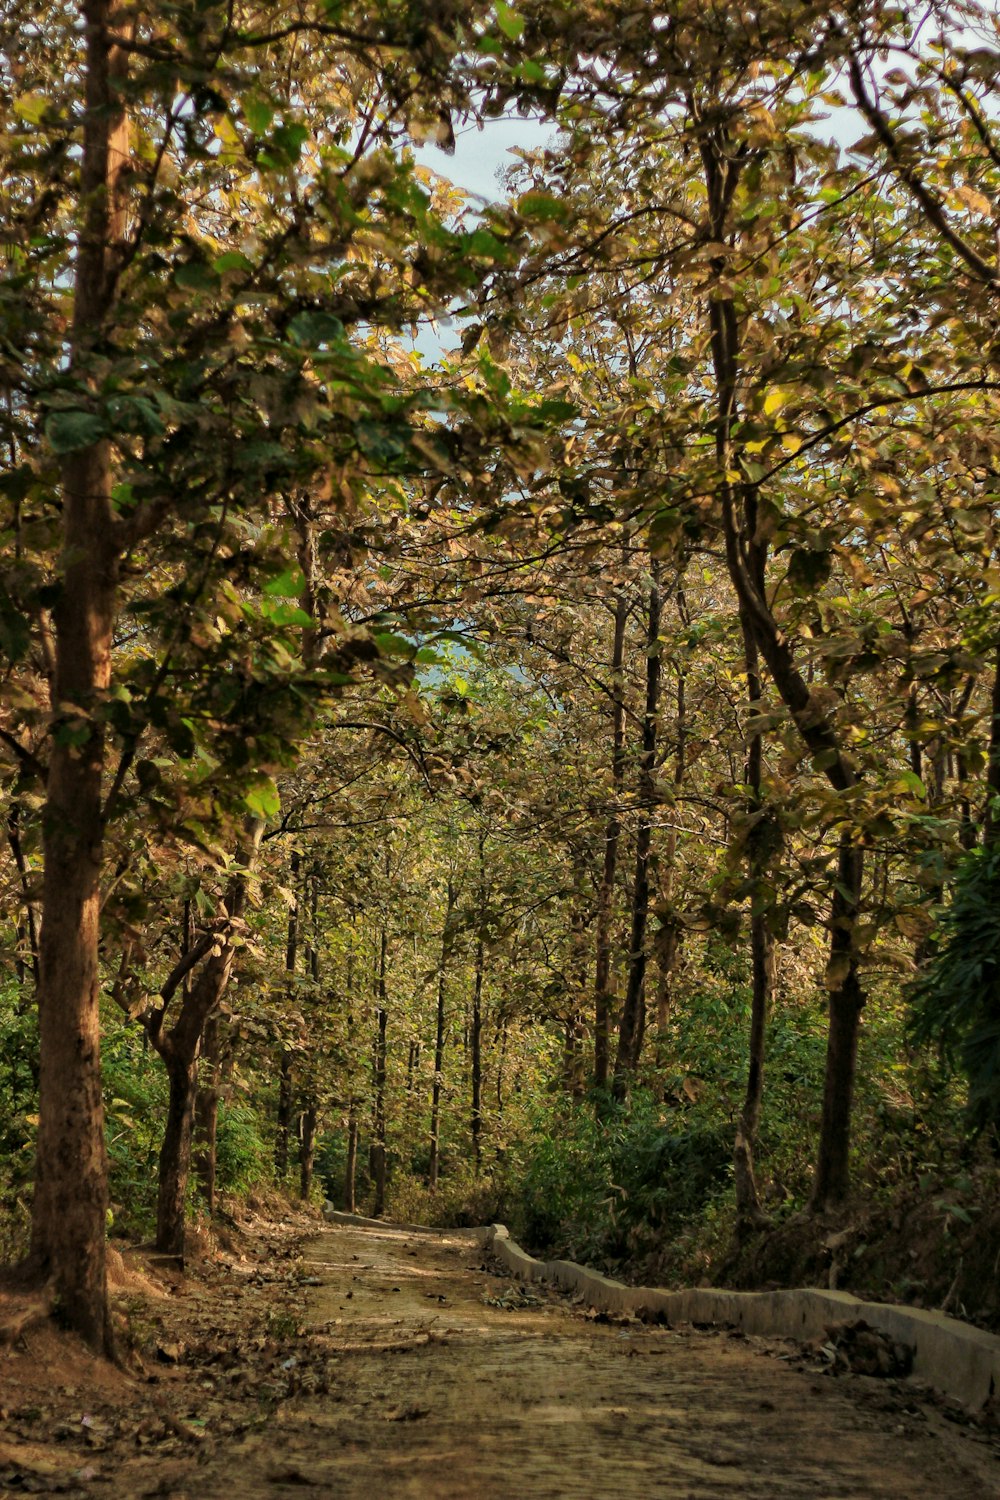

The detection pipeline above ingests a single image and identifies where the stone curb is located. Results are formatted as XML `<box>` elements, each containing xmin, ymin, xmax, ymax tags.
<box><xmin>475</xmin><ymin>1222</ymin><xmax>1000</xmax><ymax>1412</ymax></box>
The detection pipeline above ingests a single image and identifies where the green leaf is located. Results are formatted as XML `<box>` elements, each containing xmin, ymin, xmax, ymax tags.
<box><xmin>165</xmin><ymin>716</ymin><xmax>196</xmax><ymax>759</ymax></box>
<box><xmin>271</xmin><ymin>122</ymin><xmax>309</xmax><ymax>163</ymax></box>
<box><xmin>374</xmin><ymin>630</ymin><xmax>415</xmax><ymax>657</ymax></box>
<box><xmin>194</xmin><ymin>885</ymin><xmax>214</xmax><ymax>916</ymax></box>
<box><xmin>108</xmin><ymin>394</ymin><xmax>165</xmax><ymax>437</ymax></box>
<box><xmin>0</xmin><ymin>587</ymin><xmax>30</xmax><ymax>664</ymax></box>
<box><xmin>514</xmin><ymin>58</ymin><xmax>546</xmax><ymax>84</ymax></box>
<box><xmin>242</xmin><ymin>96</ymin><xmax>274</xmax><ymax>135</ymax></box>
<box><xmin>529</xmin><ymin>397</ymin><xmax>577</xmax><ymax>422</ymax></box>
<box><xmin>287</xmin><ymin>311</ymin><xmax>345</xmax><ymax>347</ymax></box>
<box><xmin>55</xmin><ymin>721</ymin><xmax>93</xmax><ymax>748</ymax></box>
<box><xmin>894</xmin><ymin>770</ymin><xmax>927</xmax><ymax>799</ymax></box>
<box><xmin>45</xmin><ymin>409</ymin><xmax>106</xmax><ymax>454</ymax></box>
<box><xmin>243</xmin><ymin>775</ymin><xmax>280</xmax><ymax>820</ymax></box>
<box><xmin>495</xmin><ymin>1</ymin><xmax>525</xmax><ymax>40</ymax></box>
<box><xmin>263</xmin><ymin>601</ymin><xmax>314</xmax><ymax>627</ymax></box>
<box><xmin>262</xmin><ymin>567</ymin><xmax>305</xmax><ymax>598</ymax></box>
<box><xmin>464</xmin><ymin>229</ymin><xmax>508</xmax><ymax>259</ymax></box>
<box><xmin>175</xmin><ymin>260</ymin><xmax>221</xmax><ymax>293</ymax></box>
<box><xmin>648</xmin><ymin>506</ymin><xmax>683</xmax><ymax>556</ymax></box>
<box><xmin>786</xmin><ymin>547</ymin><xmax>832</xmax><ymax>593</ymax></box>
<box><xmin>516</xmin><ymin>191</ymin><xmax>568</xmax><ymax>223</ymax></box>
<box><xmin>14</xmin><ymin>93</ymin><xmax>49</xmax><ymax>125</ymax></box>
<box><xmin>214</xmin><ymin>250</ymin><xmax>253</xmax><ymax>273</ymax></box>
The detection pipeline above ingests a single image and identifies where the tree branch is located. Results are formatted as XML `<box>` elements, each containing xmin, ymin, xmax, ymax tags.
<box><xmin>848</xmin><ymin>52</ymin><xmax>1000</xmax><ymax>287</ymax></box>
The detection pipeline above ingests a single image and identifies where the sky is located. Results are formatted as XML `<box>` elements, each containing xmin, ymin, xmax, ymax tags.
<box><xmin>414</xmin><ymin>113</ymin><xmax>552</xmax><ymax>203</ymax></box>
<box><xmin>408</xmin><ymin>114</ymin><xmax>551</xmax><ymax>361</ymax></box>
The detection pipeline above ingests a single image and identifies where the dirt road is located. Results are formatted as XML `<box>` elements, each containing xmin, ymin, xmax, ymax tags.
<box><xmin>197</xmin><ymin>1219</ymin><xmax>999</xmax><ymax>1499</ymax></box>
<box><xmin>3</xmin><ymin>1216</ymin><xmax>998</xmax><ymax>1498</ymax></box>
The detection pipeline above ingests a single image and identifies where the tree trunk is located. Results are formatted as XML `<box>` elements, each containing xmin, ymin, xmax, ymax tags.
<box><xmin>593</xmin><ymin>589</ymin><xmax>628</xmax><ymax>1090</ymax></box>
<box><xmin>810</xmin><ymin>837</ymin><xmax>866</xmax><ymax>1210</ymax></box>
<box><xmin>613</xmin><ymin>565</ymin><xmax>661</xmax><ymax>1101</ymax></box>
<box><xmin>653</xmin><ymin>922</ymin><xmax>681</xmax><ymax>1030</ymax></box>
<box><xmin>654</xmin><ymin>640</ymin><xmax>688</xmax><ymax>1032</ymax></box>
<box><xmin>428</xmin><ymin>880</ymin><xmax>455</xmax><ymax>1190</ymax></box>
<box><xmin>698</xmin><ymin>125</ymin><xmax>866</xmax><ymax>1211</ymax></box>
<box><xmin>8</xmin><ymin>805</ymin><xmax>39</xmax><ymax>991</ymax></box>
<box><xmin>344</xmin><ymin>1105</ymin><xmax>358</xmax><ymax>1213</ymax></box>
<box><xmin>275</xmin><ymin>850</ymin><xmax>301</xmax><ymax>1180</ymax></box>
<box><xmin>733</xmin><ymin>545</ymin><xmax>775</xmax><ymax>1227</ymax></box>
<box><xmin>275</xmin><ymin>1056</ymin><xmax>293</xmax><ymax>1180</ymax></box>
<box><xmin>298</xmin><ymin>1103</ymin><xmax>317</xmax><ymax>1200</ymax></box>
<box><xmin>734</xmin><ymin>903</ymin><xmax>773</xmax><ymax>1225</ymax></box>
<box><xmin>563</xmin><ymin>850</ymin><xmax>589</xmax><ymax>1097</ymax></box>
<box><xmin>471</xmin><ymin>834</ymin><xmax>486</xmax><ymax>1173</ymax></box>
<box><xmin>984</xmin><ymin>640</ymin><xmax>1000</xmax><ymax>842</ymax></box>
<box><xmin>151</xmin><ymin>819</ymin><xmax>263</xmax><ymax>1254</ymax></box>
<box><xmin>29</xmin><ymin>0</ymin><xmax>133</xmax><ymax>1353</ymax></box>
<box><xmin>193</xmin><ymin>1014</ymin><xmax>221</xmax><ymax>1214</ymax></box>
<box><xmin>371</xmin><ymin>924</ymin><xmax>388</xmax><ymax>1216</ymax></box>
<box><xmin>156</xmin><ymin>1056</ymin><xmax>199</xmax><ymax>1258</ymax></box>
<box><xmin>495</xmin><ymin>1021</ymin><xmax>507</xmax><ymax>1153</ymax></box>
<box><xmin>295</xmin><ymin>867</ymin><xmax>320</xmax><ymax>1201</ymax></box>
<box><xmin>471</xmin><ymin>932</ymin><xmax>484</xmax><ymax>1173</ymax></box>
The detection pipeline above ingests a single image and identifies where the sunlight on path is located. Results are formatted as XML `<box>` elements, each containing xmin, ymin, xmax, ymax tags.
<box><xmin>197</xmin><ymin>1221</ymin><xmax>998</xmax><ymax>1499</ymax></box>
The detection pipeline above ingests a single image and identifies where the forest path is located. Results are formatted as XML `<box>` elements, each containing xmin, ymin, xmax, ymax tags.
<box><xmin>196</xmin><ymin>1219</ymin><xmax>998</xmax><ymax>1499</ymax></box>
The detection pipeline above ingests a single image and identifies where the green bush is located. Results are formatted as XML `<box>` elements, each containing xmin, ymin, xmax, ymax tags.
<box><xmin>215</xmin><ymin>1100</ymin><xmax>268</xmax><ymax>1194</ymax></box>
<box><xmin>514</xmin><ymin>1090</ymin><xmax>731</xmax><ymax>1272</ymax></box>
<box><xmin>0</xmin><ymin>990</ymin><xmax>38</xmax><ymax>1257</ymax></box>
<box><xmin>103</xmin><ymin>1022</ymin><xmax>168</xmax><ymax>1236</ymax></box>
<box><xmin>387</xmin><ymin>1165</ymin><xmax>511</xmax><ymax>1228</ymax></box>
<box><xmin>908</xmin><ymin>842</ymin><xmax>1000</xmax><ymax>1134</ymax></box>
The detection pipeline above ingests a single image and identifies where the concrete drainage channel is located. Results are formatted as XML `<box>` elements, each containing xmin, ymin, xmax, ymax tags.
<box><xmin>323</xmin><ymin>1208</ymin><xmax>1000</xmax><ymax>1411</ymax></box>
<box><xmin>479</xmin><ymin>1222</ymin><xmax>1000</xmax><ymax>1411</ymax></box>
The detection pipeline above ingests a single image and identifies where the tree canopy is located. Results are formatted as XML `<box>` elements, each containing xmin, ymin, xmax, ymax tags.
<box><xmin>3</xmin><ymin>0</ymin><xmax>1000</xmax><ymax>1349</ymax></box>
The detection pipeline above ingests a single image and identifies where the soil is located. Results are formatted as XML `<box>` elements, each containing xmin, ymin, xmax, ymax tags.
<box><xmin>1</xmin><ymin>1210</ymin><xmax>999</xmax><ymax>1498</ymax></box>
<box><xmin>717</xmin><ymin>1193</ymin><xmax>1000</xmax><ymax>1331</ymax></box>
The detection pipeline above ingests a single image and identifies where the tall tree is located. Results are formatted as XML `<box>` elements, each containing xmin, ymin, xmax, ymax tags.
<box><xmin>4</xmin><ymin>0</ymin><xmax>561</xmax><ymax>1344</ymax></box>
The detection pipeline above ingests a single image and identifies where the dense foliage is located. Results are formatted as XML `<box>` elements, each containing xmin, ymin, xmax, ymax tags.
<box><xmin>3</xmin><ymin>0</ymin><xmax>1000</xmax><ymax>1343</ymax></box>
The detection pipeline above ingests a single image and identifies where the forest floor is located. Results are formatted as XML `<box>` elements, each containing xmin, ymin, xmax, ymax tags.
<box><xmin>1</xmin><ymin>1207</ymin><xmax>999</xmax><ymax>1498</ymax></box>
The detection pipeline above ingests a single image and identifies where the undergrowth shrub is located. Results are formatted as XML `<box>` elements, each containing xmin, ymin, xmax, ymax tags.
<box><xmin>215</xmin><ymin>1100</ymin><xmax>268</xmax><ymax>1194</ymax></box>
<box><xmin>387</xmin><ymin>1166</ymin><xmax>512</xmax><ymax>1229</ymax></box>
<box><xmin>908</xmin><ymin>841</ymin><xmax>1000</xmax><ymax>1134</ymax></box>
<box><xmin>103</xmin><ymin>1022</ymin><xmax>168</xmax><ymax>1237</ymax></box>
<box><xmin>103</xmin><ymin>1018</ymin><xmax>270</xmax><ymax>1234</ymax></box>
<box><xmin>0</xmin><ymin>987</ymin><xmax>38</xmax><ymax>1260</ymax></box>
<box><xmin>513</xmin><ymin>1090</ymin><xmax>731</xmax><ymax>1273</ymax></box>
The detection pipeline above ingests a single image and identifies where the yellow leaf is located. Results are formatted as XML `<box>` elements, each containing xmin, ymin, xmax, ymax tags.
<box><xmin>781</xmin><ymin>431</ymin><xmax>802</xmax><ymax>454</ymax></box>
<box><xmin>955</xmin><ymin>185</ymin><xmax>992</xmax><ymax>217</ymax></box>
<box><xmin>214</xmin><ymin>114</ymin><xmax>240</xmax><ymax>147</ymax></box>
<box><xmin>14</xmin><ymin>92</ymin><xmax>48</xmax><ymax>125</ymax></box>
<box><xmin>763</xmin><ymin>388</ymin><xmax>785</xmax><ymax>416</ymax></box>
